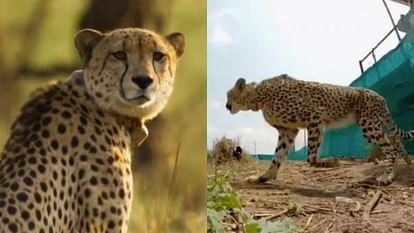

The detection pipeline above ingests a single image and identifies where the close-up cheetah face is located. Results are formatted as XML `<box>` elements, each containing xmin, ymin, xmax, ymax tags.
<box><xmin>226</xmin><ymin>78</ymin><xmax>249</xmax><ymax>114</ymax></box>
<box><xmin>74</xmin><ymin>28</ymin><xmax>185</xmax><ymax>121</ymax></box>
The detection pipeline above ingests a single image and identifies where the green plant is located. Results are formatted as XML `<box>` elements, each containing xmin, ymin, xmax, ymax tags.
<box><xmin>207</xmin><ymin>174</ymin><xmax>298</xmax><ymax>233</ymax></box>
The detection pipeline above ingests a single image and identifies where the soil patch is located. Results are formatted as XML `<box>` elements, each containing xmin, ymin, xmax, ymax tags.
<box><xmin>212</xmin><ymin>160</ymin><xmax>414</xmax><ymax>233</ymax></box>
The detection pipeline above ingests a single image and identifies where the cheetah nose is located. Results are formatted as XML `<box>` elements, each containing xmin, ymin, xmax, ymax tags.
<box><xmin>226</xmin><ymin>103</ymin><xmax>231</xmax><ymax>111</ymax></box>
<box><xmin>131</xmin><ymin>75</ymin><xmax>153</xmax><ymax>90</ymax></box>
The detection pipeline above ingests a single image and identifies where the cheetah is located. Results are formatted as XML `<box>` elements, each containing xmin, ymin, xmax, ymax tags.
<box><xmin>0</xmin><ymin>27</ymin><xmax>185</xmax><ymax>233</ymax></box>
<box><xmin>226</xmin><ymin>74</ymin><xmax>414</xmax><ymax>186</ymax></box>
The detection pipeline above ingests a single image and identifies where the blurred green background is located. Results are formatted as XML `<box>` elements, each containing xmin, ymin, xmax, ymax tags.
<box><xmin>0</xmin><ymin>0</ymin><xmax>206</xmax><ymax>232</ymax></box>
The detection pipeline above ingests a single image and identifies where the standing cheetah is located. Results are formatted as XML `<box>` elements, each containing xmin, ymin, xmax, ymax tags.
<box><xmin>226</xmin><ymin>74</ymin><xmax>414</xmax><ymax>186</ymax></box>
<box><xmin>0</xmin><ymin>28</ymin><xmax>185</xmax><ymax>233</ymax></box>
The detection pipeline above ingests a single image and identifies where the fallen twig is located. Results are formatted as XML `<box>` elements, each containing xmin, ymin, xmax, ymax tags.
<box><xmin>252</xmin><ymin>213</ymin><xmax>273</xmax><ymax>218</ymax></box>
<box><xmin>303</xmin><ymin>214</ymin><xmax>314</xmax><ymax>231</ymax></box>
<box><xmin>363</xmin><ymin>190</ymin><xmax>382</xmax><ymax>222</ymax></box>
<box><xmin>394</xmin><ymin>199</ymin><xmax>414</xmax><ymax>207</ymax></box>
<box><xmin>312</xmin><ymin>167</ymin><xmax>340</xmax><ymax>172</ymax></box>
<box><xmin>303</xmin><ymin>204</ymin><xmax>347</xmax><ymax>215</ymax></box>
<box><xmin>324</xmin><ymin>202</ymin><xmax>337</xmax><ymax>233</ymax></box>
<box><xmin>263</xmin><ymin>208</ymin><xmax>289</xmax><ymax>221</ymax></box>
<box><xmin>324</xmin><ymin>218</ymin><xmax>335</xmax><ymax>233</ymax></box>
<box><xmin>305</xmin><ymin>218</ymin><xmax>328</xmax><ymax>233</ymax></box>
<box><xmin>371</xmin><ymin>209</ymin><xmax>388</xmax><ymax>214</ymax></box>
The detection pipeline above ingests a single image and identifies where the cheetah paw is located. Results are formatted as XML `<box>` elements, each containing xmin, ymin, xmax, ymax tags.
<box><xmin>322</xmin><ymin>158</ymin><xmax>340</xmax><ymax>167</ymax></box>
<box><xmin>375</xmin><ymin>171</ymin><xmax>395</xmax><ymax>186</ymax></box>
<box><xmin>245</xmin><ymin>175</ymin><xmax>270</xmax><ymax>184</ymax></box>
<box><xmin>359</xmin><ymin>170</ymin><xmax>395</xmax><ymax>186</ymax></box>
<box><xmin>309</xmin><ymin>158</ymin><xmax>340</xmax><ymax>168</ymax></box>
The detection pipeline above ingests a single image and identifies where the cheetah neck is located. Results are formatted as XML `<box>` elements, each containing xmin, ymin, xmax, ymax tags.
<box><xmin>243</xmin><ymin>85</ymin><xmax>260</xmax><ymax>111</ymax></box>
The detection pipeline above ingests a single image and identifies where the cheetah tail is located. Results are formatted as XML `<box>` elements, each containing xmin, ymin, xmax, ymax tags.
<box><xmin>385</xmin><ymin>116</ymin><xmax>414</xmax><ymax>140</ymax></box>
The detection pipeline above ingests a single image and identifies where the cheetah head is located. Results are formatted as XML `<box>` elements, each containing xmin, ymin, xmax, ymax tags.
<box><xmin>74</xmin><ymin>28</ymin><xmax>185</xmax><ymax>121</ymax></box>
<box><xmin>226</xmin><ymin>78</ymin><xmax>257</xmax><ymax>114</ymax></box>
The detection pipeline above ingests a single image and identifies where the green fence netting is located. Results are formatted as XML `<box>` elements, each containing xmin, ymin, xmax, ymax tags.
<box><xmin>320</xmin><ymin>33</ymin><xmax>414</xmax><ymax>159</ymax></box>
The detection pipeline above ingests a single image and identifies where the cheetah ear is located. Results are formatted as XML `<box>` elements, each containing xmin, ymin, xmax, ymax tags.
<box><xmin>166</xmin><ymin>32</ymin><xmax>185</xmax><ymax>58</ymax></box>
<box><xmin>235</xmin><ymin>78</ymin><xmax>246</xmax><ymax>90</ymax></box>
<box><xmin>75</xmin><ymin>29</ymin><xmax>104</xmax><ymax>66</ymax></box>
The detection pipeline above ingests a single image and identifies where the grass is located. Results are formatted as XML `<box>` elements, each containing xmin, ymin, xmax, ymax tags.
<box><xmin>0</xmin><ymin>0</ymin><xmax>206</xmax><ymax>232</ymax></box>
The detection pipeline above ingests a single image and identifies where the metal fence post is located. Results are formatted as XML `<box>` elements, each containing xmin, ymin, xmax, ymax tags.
<box><xmin>382</xmin><ymin>0</ymin><xmax>402</xmax><ymax>41</ymax></box>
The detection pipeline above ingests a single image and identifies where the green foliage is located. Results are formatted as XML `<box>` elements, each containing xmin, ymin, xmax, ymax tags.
<box><xmin>208</xmin><ymin>175</ymin><xmax>242</xmax><ymax>211</ymax></box>
<box><xmin>286</xmin><ymin>203</ymin><xmax>303</xmax><ymax>217</ymax></box>
<box><xmin>207</xmin><ymin>208</ymin><xmax>226</xmax><ymax>233</ymax></box>
<box><xmin>207</xmin><ymin>174</ymin><xmax>298</xmax><ymax>233</ymax></box>
<box><xmin>257</xmin><ymin>220</ymin><xmax>298</xmax><ymax>233</ymax></box>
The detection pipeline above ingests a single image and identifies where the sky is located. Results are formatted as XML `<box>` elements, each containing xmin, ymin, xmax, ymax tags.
<box><xmin>207</xmin><ymin>0</ymin><xmax>409</xmax><ymax>154</ymax></box>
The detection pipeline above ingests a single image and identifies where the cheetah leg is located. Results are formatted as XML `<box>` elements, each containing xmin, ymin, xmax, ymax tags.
<box><xmin>307</xmin><ymin>119</ymin><xmax>339</xmax><ymax>168</ymax></box>
<box><xmin>361</xmin><ymin>126</ymin><xmax>398</xmax><ymax>186</ymax></box>
<box><xmin>370</xmin><ymin>134</ymin><xmax>411</xmax><ymax>165</ymax></box>
<box><xmin>246</xmin><ymin>127</ymin><xmax>298</xmax><ymax>184</ymax></box>
<box><xmin>392</xmin><ymin>136</ymin><xmax>411</xmax><ymax>165</ymax></box>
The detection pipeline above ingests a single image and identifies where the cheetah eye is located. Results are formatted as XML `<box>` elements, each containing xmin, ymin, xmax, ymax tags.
<box><xmin>112</xmin><ymin>51</ymin><xmax>127</xmax><ymax>60</ymax></box>
<box><xmin>153</xmin><ymin>52</ymin><xmax>165</xmax><ymax>62</ymax></box>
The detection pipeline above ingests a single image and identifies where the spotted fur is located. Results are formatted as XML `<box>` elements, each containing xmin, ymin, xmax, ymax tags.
<box><xmin>0</xmin><ymin>27</ymin><xmax>184</xmax><ymax>233</ymax></box>
<box><xmin>226</xmin><ymin>74</ymin><xmax>413</xmax><ymax>186</ymax></box>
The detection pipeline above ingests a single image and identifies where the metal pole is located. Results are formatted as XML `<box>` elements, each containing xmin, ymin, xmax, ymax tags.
<box><xmin>359</xmin><ymin>60</ymin><xmax>364</xmax><ymax>73</ymax></box>
<box><xmin>254</xmin><ymin>140</ymin><xmax>256</xmax><ymax>156</ymax></box>
<box><xmin>372</xmin><ymin>49</ymin><xmax>377</xmax><ymax>63</ymax></box>
<box><xmin>382</xmin><ymin>0</ymin><xmax>402</xmax><ymax>41</ymax></box>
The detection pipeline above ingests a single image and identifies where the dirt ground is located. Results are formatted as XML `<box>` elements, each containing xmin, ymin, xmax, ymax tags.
<box><xmin>213</xmin><ymin>159</ymin><xmax>414</xmax><ymax>233</ymax></box>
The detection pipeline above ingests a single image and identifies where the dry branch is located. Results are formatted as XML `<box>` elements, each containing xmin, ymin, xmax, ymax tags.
<box><xmin>263</xmin><ymin>208</ymin><xmax>289</xmax><ymax>221</ymax></box>
<box><xmin>303</xmin><ymin>214</ymin><xmax>314</xmax><ymax>231</ymax></box>
<box><xmin>312</xmin><ymin>167</ymin><xmax>340</xmax><ymax>172</ymax></box>
<box><xmin>363</xmin><ymin>190</ymin><xmax>382</xmax><ymax>222</ymax></box>
<box><xmin>305</xmin><ymin>218</ymin><xmax>328</xmax><ymax>233</ymax></box>
<box><xmin>303</xmin><ymin>204</ymin><xmax>346</xmax><ymax>215</ymax></box>
<box><xmin>324</xmin><ymin>202</ymin><xmax>337</xmax><ymax>233</ymax></box>
<box><xmin>252</xmin><ymin>213</ymin><xmax>273</xmax><ymax>218</ymax></box>
<box><xmin>324</xmin><ymin>218</ymin><xmax>335</xmax><ymax>233</ymax></box>
<box><xmin>394</xmin><ymin>199</ymin><xmax>414</xmax><ymax>207</ymax></box>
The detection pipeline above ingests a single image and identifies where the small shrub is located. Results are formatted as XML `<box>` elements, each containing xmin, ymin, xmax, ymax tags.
<box><xmin>207</xmin><ymin>174</ymin><xmax>298</xmax><ymax>233</ymax></box>
<box><xmin>209</xmin><ymin>136</ymin><xmax>250</xmax><ymax>163</ymax></box>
